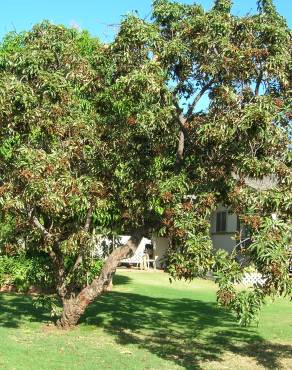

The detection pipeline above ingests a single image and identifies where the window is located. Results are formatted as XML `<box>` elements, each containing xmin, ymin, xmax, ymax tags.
<box><xmin>216</xmin><ymin>211</ymin><xmax>227</xmax><ymax>232</ymax></box>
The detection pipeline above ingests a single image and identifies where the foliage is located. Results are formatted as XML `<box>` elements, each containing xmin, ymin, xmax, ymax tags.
<box><xmin>214</xmin><ymin>218</ymin><xmax>292</xmax><ymax>325</ymax></box>
<box><xmin>0</xmin><ymin>254</ymin><xmax>54</xmax><ymax>292</ymax></box>
<box><xmin>63</xmin><ymin>255</ymin><xmax>104</xmax><ymax>288</ymax></box>
<box><xmin>228</xmin><ymin>289</ymin><xmax>264</xmax><ymax>326</ymax></box>
<box><xmin>0</xmin><ymin>215</ymin><xmax>16</xmax><ymax>251</ymax></box>
<box><xmin>0</xmin><ymin>0</ymin><xmax>291</xmax><ymax>325</ymax></box>
<box><xmin>0</xmin><ymin>253</ymin><xmax>103</xmax><ymax>296</ymax></box>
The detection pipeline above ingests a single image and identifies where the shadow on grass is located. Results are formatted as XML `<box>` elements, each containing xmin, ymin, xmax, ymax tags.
<box><xmin>0</xmin><ymin>274</ymin><xmax>132</xmax><ymax>329</ymax></box>
<box><xmin>0</xmin><ymin>273</ymin><xmax>291</xmax><ymax>369</ymax></box>
<box><xmin>112</xmin><ymin>273</ymin><xmax>132</xmax><ymax>286</ymax></box>
<box><xmin>0</xmin><ymin>293</ymin><xmax>50</xmax><ymax>328</ymax></box>
<box><xmin>81</xmin><ymin>277</ymin><xmax>292</xmax><ymax>370</ymax></box>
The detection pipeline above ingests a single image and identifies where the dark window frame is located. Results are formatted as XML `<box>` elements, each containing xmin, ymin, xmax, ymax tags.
<box><xmin>216</xmin><ymin>211</ymin><xmax>227</xmax><ymax>232</ymax></box>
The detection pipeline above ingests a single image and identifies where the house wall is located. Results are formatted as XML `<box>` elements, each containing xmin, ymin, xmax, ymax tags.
<box><xmin>210</xmin><ymin>234</ymin><xmax>236</xmax><ymax>253</ymax></box>
<box><xmin>96</xmin><ymin>205</ymin><xmax>239</xmax><ymax>269</ymax></box>
<box><xmin>152</xmin><ymin>236</ymin><xmax>169</xmax><ymax>269</ymax></box>
<box><xmin>153</xmin><ymin>204</ymin><xmax>239</xmax><ymax>265</ymax></box>
<box><xmin>210</xmin><ymin>204</ymin><xmax>238</xmax><ymax>253</ymax></box>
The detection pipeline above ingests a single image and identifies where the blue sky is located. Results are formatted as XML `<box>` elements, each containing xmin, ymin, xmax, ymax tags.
<box><xmin>0</xmin><ymin>1</ymin><xmax>291</xmax><ymax>42</ymax></box>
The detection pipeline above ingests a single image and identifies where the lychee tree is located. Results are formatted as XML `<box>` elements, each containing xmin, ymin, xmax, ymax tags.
<box><xmin>0</xmin><ymin>0</ymin><xmax>291</xmax><ymax>328</ymax></box>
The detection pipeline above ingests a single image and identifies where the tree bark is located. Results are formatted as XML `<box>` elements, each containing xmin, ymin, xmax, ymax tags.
<box><xmin>56</xmin><ymin>230</ymin><xmax>145</xmax><ymax>328</ymax></box>
<box><xmin>172</xmin><ymin>80</ymin><xmax>214</xmax><ymax>173</ymax></box>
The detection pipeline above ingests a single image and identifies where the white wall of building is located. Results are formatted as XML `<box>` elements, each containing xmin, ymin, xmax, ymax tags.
<box><xmin>95</xmin><ymin>205</ymin><xmax>239</xmax><ymax>269</ymax></box>
<box><xmin>153</xmin><ymin>204</ymin><xmax>239</xmax><ymax>265</ymax></box>
<box><xmin>152</xmin><ymin>236</ymin><xmax>169</xmax><ymax>269</ymax></box>
<box><xmin>210</xmin><ymin>204</ymin><xmax>238</xmax><ymax>253</ymax></box>
<box><xmin>210</xmin><ymin>234</ymin><xmax>236</xmax><ymax>253</ymax></box>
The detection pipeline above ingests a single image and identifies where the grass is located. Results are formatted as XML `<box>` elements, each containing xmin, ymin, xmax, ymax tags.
<box><xmin>0</xmin><ymin>270</ymin><xmax>291</xmax><ymax>370</ymax></box>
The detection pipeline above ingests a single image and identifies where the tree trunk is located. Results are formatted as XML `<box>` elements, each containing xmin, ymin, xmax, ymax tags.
<box><xmin>56</xmin><ymin>231</ymin><xmax>144</xmax><ymax>328</ymax></box>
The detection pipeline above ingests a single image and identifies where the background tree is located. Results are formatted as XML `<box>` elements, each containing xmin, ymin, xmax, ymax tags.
<box><xmin>0</xmin><ymin>0</ymin><xmax>291</xmax><ymax>327</ymax></box>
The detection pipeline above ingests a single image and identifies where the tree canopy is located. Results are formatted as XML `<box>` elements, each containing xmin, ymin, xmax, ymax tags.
<box><xmin>0</xmin><ymin>0</ymin><xmax>291</xmax><ymax>327</ymax></box>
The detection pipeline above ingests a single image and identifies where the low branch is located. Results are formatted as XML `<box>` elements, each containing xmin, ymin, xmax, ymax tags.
<box><xmin>27</xmin><ymin>209</ymin><xmax>67</xmax><ymax>297</ymax></box>
<box><xmin>172</xmin><ymin>99</ymin><xmax>188</xmax><ymax>172</ymax></box>
<box><xmin>84</xmin><ymin>207</ymin><xmax>93</xmax><ymax>232</ymax></box>
<box><xmin>71</xmin><ymin>255</ymin><xmax>83</xmax><ymax>275</ymax></box>
<box><xmin>213</xmin><ymin>46</ymin><xmax>220</xmax><ymax>56</ymax></box>
<box><xmin>70</xmin><ymin>207</ymin><xmax>94</xmax><ymax>275</ymax></box>
<box><xmin>56</xmin><ymin>227</ymin><xmax>147</xmax><ymax>327</ymax></box>
<box><xmin>51</xmin><ymin>245</ymin><xmax>67</xmax><ymax>299</ymax></box>
<box><xmin>174</xmin><ymin>130</ymin><xmax>185</xmax><ymax>173</ymax></box>
<box><xmin>172</xmin><ymin>97</ymin><xmax>189</xmax><ymax>136</ymax></box>
<box><xmin>177</xmin><ymin>130</ymin><xmax>185</xmax><ymax>158</ymax></box>
<box><xmin>31</xmin><ymin>213</ymin><xmax>52</xmax><ymax>239</ymax></box>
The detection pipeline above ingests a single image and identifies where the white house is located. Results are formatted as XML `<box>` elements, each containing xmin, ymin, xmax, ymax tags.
<box><xmin>150</xmin><ymin>205</ymin><xmax>243</xmax><ymax>268</ymax></box>
<box><xmin>95</xmin><ymin>234</ymin><xmax>170</xmax><ymax>269</ymax></box>
<box><xmin>210</xmin><ymin>204</ymin><xmax>242</xmax><ymax>254</ymax></box>
<box><xmin>95</xmin><ymin>205</ymin><xmax>244</xmax><ymax>269</ymax></box>
<box><xmin>115</xmin><ymin>175</ymin><xmax>278</xmax><ymax>269</ymax></box>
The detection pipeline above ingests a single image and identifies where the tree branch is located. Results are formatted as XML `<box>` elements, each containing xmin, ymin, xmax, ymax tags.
<box><xmin>84</xmin><ymin>207</ymin><xmax>93</xmax><ymax>232</ymax></box>
<box><xmin>255</xmin><ymin>70</ymin><xmax>263</xmax><ymax>96</ymax></box>
<box><xmin>30</xmin><ymin>212</ymin><xmax>52</xmax><ymax>239</ymax></box>
<box><xmin>27</xmin><ymin>208</ymin><xmax>67</xmax><ymax>297</ymax></box>
<box><xmin>172</xmin><ymin>101</ymin><xmax>188</xmax><ymax>173</ymax></box>
<box><xmin>186</xmin><ymin>79</ymin><xmax>214</xmax><ymax>118</ymax></box>
<box><xmin>174</xmin><ymin>130</ymin><xmax>185</xmax><ymax>172</ymax></box>
<box><xmin>56</xmin><ymin>227</ymin><xmax>147</xmax><ymax>327</ymax></box>
<box><xmin>70</xmin><ymin>207</ymin><xmax>94</xmax><ymax>275</ymax></box>
<box><xmin>172</xmin><ymin>97</ymin><xmax>189</xmax><ymax>136</ymax></box>
<box><xmin>70</xmin><ymin>255</ymin><xmax>83</xmax><ymax>276</ymax></box>
<box><xmin>172</xmin><ymin>80</ymin><xmax>213</xmax><ymax>172</ymax></box>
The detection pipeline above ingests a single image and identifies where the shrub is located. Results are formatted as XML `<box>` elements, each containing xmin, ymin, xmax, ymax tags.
<box><xmin>0</xmin><ymin>254</ymin><xmax>104</xmax><ymax>293</ymax></box>
<box><xmin>0</xmin><ymin>254</ymin><xmax>54</xmax><ymax>292</ymax></box>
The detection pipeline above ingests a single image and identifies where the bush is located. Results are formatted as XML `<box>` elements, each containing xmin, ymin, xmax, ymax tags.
<box><xmin>0</xmin><ymin>254</ymin><xmax>104</xmax><ymax>293</ymax></box>
<box><xmin>0</xmin><ymin>254</ymin><xmax>54</xmax><ymax>292</ymax></box>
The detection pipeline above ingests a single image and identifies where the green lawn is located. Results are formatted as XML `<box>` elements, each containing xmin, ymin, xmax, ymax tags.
<box><xmin>0</xmin><ymin>270</ymin><xmax>291</xmax><ymax>370</ymax></box>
